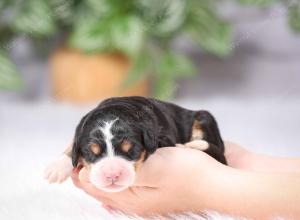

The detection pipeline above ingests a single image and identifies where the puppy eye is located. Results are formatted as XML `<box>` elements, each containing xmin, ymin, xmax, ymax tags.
<box><xmin>120</xmin><ymin>140</ymin><xmax>132</xmax><ymax>153</ymax></box>
<box><xmin>89</xmin><ymin>143</ymin><xmax>102</xmax><ymax>155</ymax></box>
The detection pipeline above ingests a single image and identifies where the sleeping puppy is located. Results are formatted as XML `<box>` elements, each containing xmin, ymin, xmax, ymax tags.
<box><xmin>45</xmin><ymin>96</ymin><xmax>226</xmax><ymax>192</ymax></box>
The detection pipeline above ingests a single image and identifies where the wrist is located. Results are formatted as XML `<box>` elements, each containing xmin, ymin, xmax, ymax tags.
<box><xmin>224</xmin><ymin>141</ymin><xmax>254</xmax><ymax>170</ymax></box>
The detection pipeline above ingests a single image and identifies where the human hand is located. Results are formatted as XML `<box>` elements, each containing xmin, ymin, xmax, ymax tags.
<box><xmin>72</xmin><ymin>141</ymin><xmax>300</xmax><ymax>219</ymax></box>
<box><xmin>71</xmin><ymin>146</ymin><xmax>225</xmax><ymax>216</ymax></box>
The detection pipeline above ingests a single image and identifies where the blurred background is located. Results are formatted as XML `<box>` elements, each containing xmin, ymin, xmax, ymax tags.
<box><xmin>1</xmin><ymin>0</ymin><xmax>300</xmax><ymax>219</ymax></box>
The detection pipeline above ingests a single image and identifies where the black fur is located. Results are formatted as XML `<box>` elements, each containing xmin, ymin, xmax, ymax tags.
<box><xmin>72</xmin><ymin>96</ymin><xmax>226</xmax><ymax>167</ymax></box>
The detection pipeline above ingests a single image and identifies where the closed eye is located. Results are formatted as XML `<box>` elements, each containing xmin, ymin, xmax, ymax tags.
<box><xmin>89</xmin><ymin>143</ymin><xmax>102</xmax><ymax>155</ymax></box>
<box><xmin>120</xmin><ymin>139</ymin><xmax>132</xmax><ymax>153</ymax></box>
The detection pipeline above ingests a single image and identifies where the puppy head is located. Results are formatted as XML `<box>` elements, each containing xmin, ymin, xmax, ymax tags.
<box><xmin>72</xmin><ymin>109</ymin><xmax>157</xmax><ymax>192</ymax></box>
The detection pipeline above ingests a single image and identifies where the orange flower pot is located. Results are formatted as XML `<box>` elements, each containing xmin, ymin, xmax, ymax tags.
<box><xmin>50</xmin><ymin>48</ymin><xmax>149</xmax><ymax>103</ymax></box>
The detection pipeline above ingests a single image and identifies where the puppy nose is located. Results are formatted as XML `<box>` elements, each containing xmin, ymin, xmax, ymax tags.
<box><xmin>104</xmin><ymin>171</ymin><xmax>121</xmax><ymax>182</ymax></box>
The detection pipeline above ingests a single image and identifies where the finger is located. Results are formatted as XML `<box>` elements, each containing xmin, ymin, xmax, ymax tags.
<box><xmin>80</xmin><ymin>181</ymin><xmax>115</xmax><ymax>201</ymax></box>
<box><xmin>101</xmin><ymin>204</ymin><xmax>119</xmax><ymax>214</ymax></box>
<box><xmin>71</xmin><ymin>169</ymin><xmax>84</xmax><ymax>188</ymax></box>
<box><xmin>71</xmin><ymin>166</ymin><xmax>138</xmax><ymax>212</ymax></box>
<box><xmin>72</xmin><ymin>169</ymin><xmax>117</xmax><ymax>204</ymax></box>
<box><xmin>78</xmin><ymin>167</ymin><xmax>91</xmax><ymax>183</ymax></box>
<box><xmin>77</xmin><ymin>168</ymin><xmax>118</xmax><ymax>198</ymax></box>
<box><xmin>77</xmin><ymin>167</ymin><xmax>135</xmax><ymax>199</ymax></box>
<box><xmin>134</xmin><ymin>147</ymin><xmax>180</xmax><ymax>188</ymax></box>
<box><xmin>73</xmin><ymin>165</ymin><xmax>83</xmax><ymax>174</ymax></box>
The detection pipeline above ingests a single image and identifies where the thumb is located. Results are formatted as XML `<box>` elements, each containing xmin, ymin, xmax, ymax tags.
<box><xmin>133</xmin><ymin>149</ymin><xmax>172</xmax><ymax>187</ymax></box>
<box><xmin>78</xmin><ymin>167</ymin><xmax>91</xmax><ymax>183</ymax></box>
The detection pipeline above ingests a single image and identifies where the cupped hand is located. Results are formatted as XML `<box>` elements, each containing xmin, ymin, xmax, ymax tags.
<box><xmin>72</xmin><ymin>142</ymin><xmax>300</xmax><ymax>219</ymax></box>
<box><xmin>71</xmin><ymin>146</ymin><xmax>226</xmax><ymax>216</ymax></box>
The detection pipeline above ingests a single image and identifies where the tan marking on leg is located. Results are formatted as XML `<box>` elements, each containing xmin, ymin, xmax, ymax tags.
<box><xmin>90</xmin><ymin>143</ymin><xmax>102</xmax><ymax>155</ymax></box>
<box><xmin>121</xmin><ymin>140</ymin><xmax>132</xmax><ymax>153</ymax></box>
<box><xmin>134</xmin><ymin>151</ymin><xmax>146</xmax><ymax>171</ymax></box>
<box><xmin>191</xmin><ymin>120</ymin><xmax>204</xmax><ymax>140</ymax></box>
<box><xmin>185</xmin><ymin>140</ymin><xmax>209</xmax><ymax>151</ymax></box>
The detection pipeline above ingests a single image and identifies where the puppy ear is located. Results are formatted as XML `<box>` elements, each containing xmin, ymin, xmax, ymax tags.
<box><xmin>71</xmin><ymin>111</ymin><xmax>94</xmax><ymax>167</ymax></box>
<box><xmin>71</xmin><ymin>138</ymin><xmax>81</xmax><ymax>167</ymax></box>
<box><xmin>72</xmin><ymin>122</ymin><xmax>83</xmax><ymax>167</ymax></box>
<box><xmin>142</xmin><ymin>129</ymin><xmax>158</xmax><ymax>154</ymax></box>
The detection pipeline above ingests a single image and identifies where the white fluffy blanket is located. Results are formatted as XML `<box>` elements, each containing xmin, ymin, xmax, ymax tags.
<box><xmin>0</xmin><ymin>139</ymin><xmax>245</xmax><ymax>220</ymax></box>
<box><xmin>0</xmin><ymin>159</ymin><xmax>245</xmax><ymax>220</ymax></box>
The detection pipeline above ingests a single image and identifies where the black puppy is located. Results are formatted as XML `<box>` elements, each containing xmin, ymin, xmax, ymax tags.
<box><xmin>45</xmin><ymin>96</ymin><xmax>226</xmax><ymax>192</ymax></box>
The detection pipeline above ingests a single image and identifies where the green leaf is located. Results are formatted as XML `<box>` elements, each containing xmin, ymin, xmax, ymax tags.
<box><xmin>85</xmin><ymin>0</ymin><xmax>112</xmax><ymax>16</ymax></box>
<box><xmin>12</xmin><ymin>0</ymin><xmax>56</xmax><ymax>36</ymax></box>
<box><xmin>137</xmin><ymin>0</ymin><xmax>186</xmax><ymax>36</ymax></box>
<box><xmin>121</xmin><ymin>51</ymin><xmax>151</xmax><ymax>89</ymax></box>
<box><xmin>0</xmin><ymin>28</ymin><xmax>14</xmax><ymax>46</ymax></box>
<box><xmin>153</xmin><ymin>74</ymin><xmax>177</xmax><ymax>100</ymax></box>
<box><xmin>49</xmin><ymin>0</ymin><xmax>76</xmax><ymax>25</ymax></box>
<box><xmin>0</xmin><ymin>51</ymin><xmax>24</xmax><ymax>90</ymax></box>
<box><xmin>288</xmin><ymin>3</ymin><xmax>300</xmax><ymax>33</ymax></box>
<box><xmin>68</xmin><ymin>19</ymin><xmax>110</xmax><ymax>52</ymax></box>
<box><xmin>70</xmin><ymin>14</ymin><xmax>145</xmax><ymax>55</ymax></box>
<box><xmin>153</xmin><ymin>51</ymin><xmax>196</xmax><ymax>99</ymax></box>
<box><xmin>68</xmin><ymin>0</ymin><xmax>120</xmax><ymax>53</ymax></box>
<box><xmin>158</xmin><ymin>52</ymin><xmax>196</xmax><ymax>77</ymax></box>
<box><xmin>186</xmin><ymin>3</ymin><xmax>233</xmax><ymax>56</ymax></box>
<box><xmin>237</xmin><ymin>0</ymin><xmax>278</xmax><ymax>6</ymax></box>
<box><xmin>110</xmin><ymin>15</ymin><xmax>145</xmax><ymax>57</ymax></box>
<box><xmin>66</xmin><ymin>0</ymin><xmax>111</xmax><ymax>26</ymax></box>
<box><xmin>0</xmin><ymin>1</ymin><xmax>5</xmax><ymax>11</ymax></box>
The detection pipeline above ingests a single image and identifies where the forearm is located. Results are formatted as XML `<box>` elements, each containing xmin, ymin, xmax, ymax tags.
<box><xmin>196</xmin><ymin>164</ymin><xmax>300</xmax><ymax>219</ymax></box>
<box><xmin>225</xmin><ymin>141</ymin><xmax>300</xmax><ymax>173</ymax></box>
<box><xmin>248</xmin><ymin>153</ymin><xmax>300</xmax><ymax>173</ymax></box>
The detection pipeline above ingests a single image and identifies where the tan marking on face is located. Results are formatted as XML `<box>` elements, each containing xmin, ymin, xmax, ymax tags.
<box><xmin>121</xmin><ymin>140</ymin><xmax>132</xmax><ymax>153</ymax></box>
<box><xmin>134</xmin><ymin>151</ymin><xmax>146</xmax><ymax>171</ymax></box>
<box><xmin>90</xmin><ymin>143</ymin><xmax>102</xmax><ymax>155</ymax></box>
<box><xmin>191</xmin><ymin>120</ymin><xmax>204</xmax><ymax>140</ymax></box>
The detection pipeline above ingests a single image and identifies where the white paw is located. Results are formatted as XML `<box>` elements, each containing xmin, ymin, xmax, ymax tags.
<box><xmin>44</xmin><ymin>154</ymin><xmax>73</xmax><ymax>184</ymax></box>
<box><xmin>185</xmin><ymin>140</ymin><xmax>209</xmax><ymax>151</ymax></box>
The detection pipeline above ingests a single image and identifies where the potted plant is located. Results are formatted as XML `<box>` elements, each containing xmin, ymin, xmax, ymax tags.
<box><xmin>50</xmin><ymin>0</ymin><xmax>231</xmax><ymax>102</ymax></box>
<box><xmin>0</xmin><ymin>0</ymin><xmax>299</xmax><ymax>101</ymax></box>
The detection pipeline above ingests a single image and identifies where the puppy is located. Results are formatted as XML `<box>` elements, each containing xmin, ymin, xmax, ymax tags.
<box><xmin>45</xmin><ymin>96</ymin><xmax>226</xmax><ymax>192</ymax></box>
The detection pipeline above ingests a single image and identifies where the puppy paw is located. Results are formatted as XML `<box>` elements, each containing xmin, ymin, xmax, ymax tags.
<box><xmin>44</xmin><ymin>154</ymin><xmax>73</xmax><ymax>184</ymax></box>
<box><xmin>184</xmin><ymin>140</ymin><xmax>209</xmax><ymax>151</ymax></box>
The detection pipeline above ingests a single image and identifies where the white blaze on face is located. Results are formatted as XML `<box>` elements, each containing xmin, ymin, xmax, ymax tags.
<box><xmin>99</xmin><ymin>119</ymin><xmax>117</xmax><ymax>157</ymax></box>
<box><xmin>90</xmin><ymin>118</ymin><xmax>136</xmax><ymax>193</ymax></box>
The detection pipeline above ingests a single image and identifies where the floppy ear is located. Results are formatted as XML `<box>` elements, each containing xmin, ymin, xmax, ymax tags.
<box><xmin>71</xmin><ymin>111</ymin><xmax>94</xmax><ymax>167</ymax></box>
<box><xmin>71</xmin><ymin>137</ymin><xmax>81</xmax><ymax>167</ymax></box>
<box><xmin>71</xmin><ymin>121</ymin><xmax>83</xmax><ymax>167</ymax></box>
<box><xmin>142</xmin><ymin>128</ymin><xmax>158</xmax><ymax>154</ymax></box>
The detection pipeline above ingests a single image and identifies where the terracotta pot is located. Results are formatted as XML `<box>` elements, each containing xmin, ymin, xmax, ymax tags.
<box><xmin>50</xmin><ymin>48</ymin><xmax>149</xmax><ymax>103</ymax></box>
